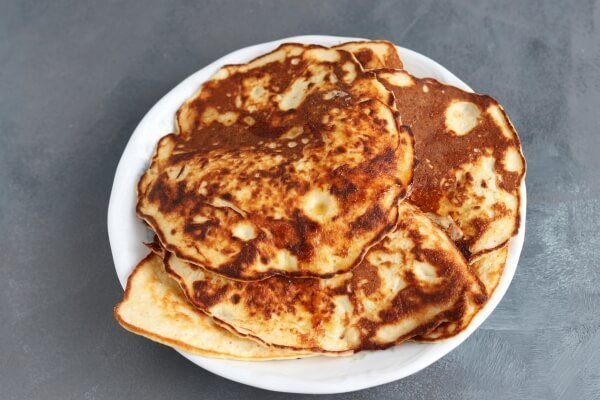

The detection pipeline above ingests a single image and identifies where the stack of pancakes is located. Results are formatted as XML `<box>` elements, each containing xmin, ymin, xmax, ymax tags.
<box><xmin>115</xmin><ymin>41</ymin><xmax>525</xmax><ymax>359</ymax></box>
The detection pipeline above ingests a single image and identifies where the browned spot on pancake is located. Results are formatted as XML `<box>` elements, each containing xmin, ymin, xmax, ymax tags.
<box><xmin>330</xmin><ymin>179</ymin><xmax>358</xmax><ymax>200</ymax></box>
<box><xmin>350</xmin><ymin>261</ymin><xmax>381</xmax><ymax>296</ymax></box>
<box><xmin>192</xmin><ymin>280</ymin><xmax>231</xmax><ymax>309</ymax></box>
<box><xmin>350</xmin><ymin>205</ymin><xmax>385</xmax><ymax>233</ymax></box>
<box><xmin>217</xmin><ymin>240</ymin><xmax>263</xmax><ymax>278</ymax></box>
<box><xmin>358</xmin><ymin>146</ymin><xmax>398</xmax><ymax>176</ymax></box>
<box><xmin>262</xmin><ymin>211</ymin><xmax>319</xmax><ymax>263</ymax></box>
<box><xmin>354</xmin><ymin>49</ymin><xmax>376</xmax><ymax>68</ymax></box>
<box><xmin>236</xmin><ymin>275</ymin><xmax>326</xmax><ymax>320</ymax></box>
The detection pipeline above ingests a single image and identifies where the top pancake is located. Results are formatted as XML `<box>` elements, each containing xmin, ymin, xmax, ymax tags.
<box><xmin>138</xmin><ymin>44</ymin><xmax>414</xmax><ymax>280</ymax></box>
<box><xmin>375</xmin><ymin>70</ymin><xmax>525</xmax><ymax>259</ymax></box>
<box><xmin>165</xmin><ymin>202</ymin><xmax>487</xmax><ymax>353</ymax></box>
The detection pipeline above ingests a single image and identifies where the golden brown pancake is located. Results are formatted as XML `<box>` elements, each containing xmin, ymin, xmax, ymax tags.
<box><xmin>334</xmin><ymin>41</ymin><xmax>403</xmax><ymax>70</ymax></box>
<box><xmin>138</xmin><ymin>44</ymin><xmax>414</xmax><ymax>281</ymax></box>
<box><xmin>335</xmin><ymin>44</ymin><xmax>525</xmax><ymax>261</ymax></box>
<box><xmin>115</xmin><ymin>254</ymin><xmax>314</xmax><ymax>360</ymax></box>
<box><xmin>164</xmin><ymin>203</ymin><xmax>487</xmax><ymax>353</ymax></box>
<box><xmin>375</xmin><ymin>70</ymin><xmax>525</xmax><ymax>260</ymax></box>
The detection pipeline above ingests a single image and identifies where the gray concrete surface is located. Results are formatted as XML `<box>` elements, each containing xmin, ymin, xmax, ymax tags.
<box><xmin>1</xmin><ymin>0</ymin><xmax>599</xmax><ymax>399</ymax></box>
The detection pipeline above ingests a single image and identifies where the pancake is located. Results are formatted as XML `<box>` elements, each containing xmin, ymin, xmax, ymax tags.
<box><xmin>164</xmin><ymin>203</ymin><xmax>487</xmax><ymax>353</ymax></box>
<box><xmin>417</xmin><ymin>246</ymin><xmax>508</xmax><ymax>340</ymax></box>
<box><xmin>334</xmin><ymin>41</ymin><xmax>402</xmax><ymax>70</ymax></box>
<box><xmin>114</xmin><ymin>254</ymin><xmax>313</xmax><ymax>360</ymax></box>
<box><xmin>375</xmin><ymin>70</ymin><xmax>525</xmax><ymax>260</ymax></box>
<box><xmin>138</xmin><ymin>44</ymin><xmax>414</xmax><ymax>280</ymax></box>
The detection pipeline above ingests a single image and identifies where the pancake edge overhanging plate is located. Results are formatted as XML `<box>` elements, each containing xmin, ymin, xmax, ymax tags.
<box><xmin>107</xmin><ymin>35</ymin><xmax>526</xmax><ymax>394</ymax></box>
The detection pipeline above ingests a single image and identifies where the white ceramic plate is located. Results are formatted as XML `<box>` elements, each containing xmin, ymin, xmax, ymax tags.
<box><xmin>108</xmin><ymin>35</ymin><xmax>526</xmax><ymax>394</ymax></box>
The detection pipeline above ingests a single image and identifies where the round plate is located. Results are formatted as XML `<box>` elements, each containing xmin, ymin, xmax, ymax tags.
<box><xmin>108</xmin><ymin>35</ymin><xmax>526</xmax><ymax>394</ymax></box>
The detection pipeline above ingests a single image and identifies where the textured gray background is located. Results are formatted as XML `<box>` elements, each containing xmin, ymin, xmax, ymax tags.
<box><xmin>1</xmin><ymin>0</ymin><xmax>599</xmax><ymax>399</ymax></box>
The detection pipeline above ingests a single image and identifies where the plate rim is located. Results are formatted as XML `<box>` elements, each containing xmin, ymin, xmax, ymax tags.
<box><xmin>107</xmin><ymin>34</ymin><xmax>526</xmax><ymax>394</ymax></box>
